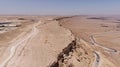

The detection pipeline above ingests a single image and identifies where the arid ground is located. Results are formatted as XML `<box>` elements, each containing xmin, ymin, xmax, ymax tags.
<box><xmin>0</xmin><ymin>15</ymin><xmax>119</xmax><ymax>67</ymax></box>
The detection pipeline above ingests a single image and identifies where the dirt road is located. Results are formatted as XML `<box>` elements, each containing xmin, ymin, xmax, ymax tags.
<box><xmin>93</xmin><ymin>51</ymin><xmax>100</xmax><ymax>67</ymax></box>
<box><xmin>90</xmin><ymin>35</ymin><xmax>117</xmax><ymax>53</ymax></box>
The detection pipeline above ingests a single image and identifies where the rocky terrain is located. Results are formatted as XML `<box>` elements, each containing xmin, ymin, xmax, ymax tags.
<box><xmin>0</xmin><ymin>16</ymin><xmax>119</xmax><ymax>67</ymax></box>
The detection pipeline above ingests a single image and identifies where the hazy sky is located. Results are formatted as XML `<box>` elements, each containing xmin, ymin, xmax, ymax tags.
<box><xmin>0</xmin><ymin>0</ymin><xmax>120</xmax><ymax>15</ymax></box>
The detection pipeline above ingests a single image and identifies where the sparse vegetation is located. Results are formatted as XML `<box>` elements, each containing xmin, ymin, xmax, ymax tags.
<box><xmin>18</xmin><ymin>18</ymin><xmax>26</xmax><ymax>20</ymax></box>
<box><xmin>100</xmin><ymin>24</ymin><xmax>109</xmax><ymax>27</ymax></box>
<box><xmin>88</xmin><ymin>17</ymin><xmax>107</xmax><ymax>20</ymax></box>
<box><xmin>116</xmin><ymin>24</ymin><xmax>120</xmax><ymax>28</ymax></box>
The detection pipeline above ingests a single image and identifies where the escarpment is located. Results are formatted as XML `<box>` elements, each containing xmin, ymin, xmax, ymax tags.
<box><xmin>49</xmin><ymin>38</ymin><xmax>95</xmax><ymax>67</ymax></box>
<box><xmin>47</xmin><ymin>19</ymin><xmax>95</xmax><ymax>67</ymax></box>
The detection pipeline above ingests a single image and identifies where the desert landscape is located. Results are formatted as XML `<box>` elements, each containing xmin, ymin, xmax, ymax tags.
<box><xmin>0</xmin><ymin>15</ymin><xmax>119</xmax><ymax>67</ymax></box>
<box><xmin>0</xmin><ymin>0</ymin><xmax>120</xmax><ymax>67</ymax></box>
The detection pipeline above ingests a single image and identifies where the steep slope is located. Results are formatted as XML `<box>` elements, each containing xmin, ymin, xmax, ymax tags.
<box><xmin>49</xmin><ymin>38</ymin><xmax>95</xmax><ymax>67</ymax></box>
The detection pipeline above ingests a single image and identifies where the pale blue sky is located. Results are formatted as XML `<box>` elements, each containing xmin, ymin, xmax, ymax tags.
<box><xmin>0</xmin><ymin>0</ymin><xmax>120</xmax><ymax>15</ymax></box>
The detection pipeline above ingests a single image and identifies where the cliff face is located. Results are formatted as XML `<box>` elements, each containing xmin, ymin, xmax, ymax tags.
<box><xmin>50</xmin><ymin>39</ymin><xmax>95</xmax><ymax>67</ymax></box>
